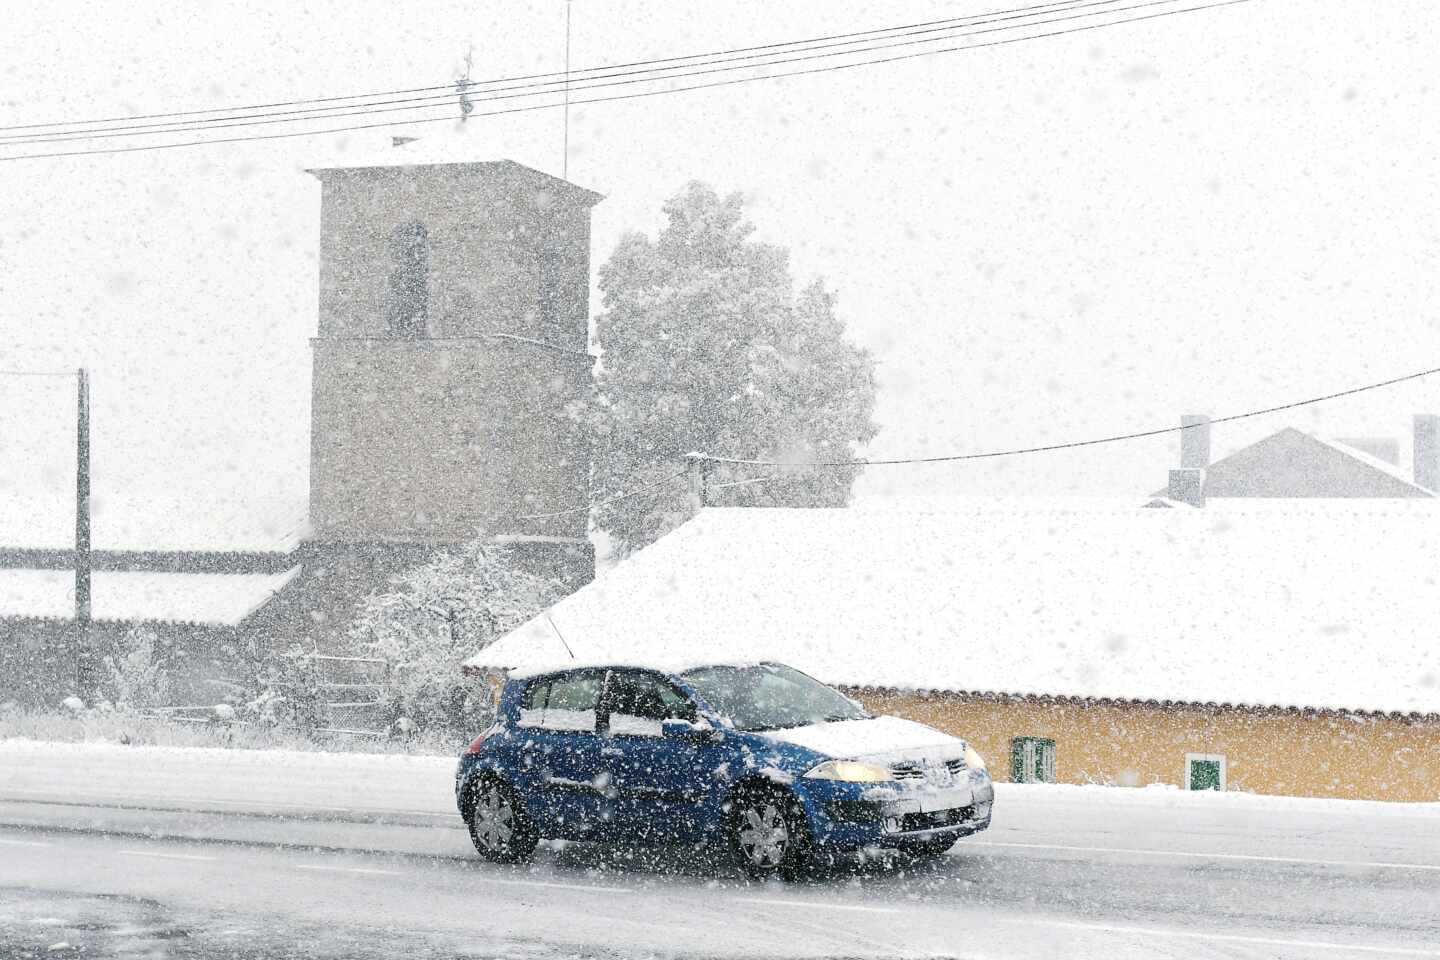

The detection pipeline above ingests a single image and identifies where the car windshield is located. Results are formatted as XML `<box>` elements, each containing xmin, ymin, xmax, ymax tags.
<box><xmin>680</xmin><ymin>663</ymin><xmax>871</xmax><ymax>732</ymax></box>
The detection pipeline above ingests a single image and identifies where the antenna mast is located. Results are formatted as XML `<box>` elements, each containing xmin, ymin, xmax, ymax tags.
<box><xmin>456</xmin><ymin>47</ymin><xmax>475</xmax><ymax>121</ymax></box>
<box><xmin>563</xmin><ymin>0</ymin><xmax>573</xmax><ymax>178</ymax></box>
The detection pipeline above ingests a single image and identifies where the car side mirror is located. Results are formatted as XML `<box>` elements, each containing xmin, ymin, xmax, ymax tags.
<box><xmin>662</xmin><ymin>717</ymin><xmax>718</xmax><ymax>741</ymax></box>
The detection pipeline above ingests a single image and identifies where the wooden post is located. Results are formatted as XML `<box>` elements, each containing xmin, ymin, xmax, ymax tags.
<box><xmin>75</xmin><ymin>367</ymin><xmax>93</xmax><ymax>697</ymax></box>
<box><xmin>685</xmin><ymin>452</ymin><xmax>709</xmax><ymax>515</ymax></box>
<box><xmin>76</xmin><ymin>367</ymin><xmax>91</xmax><ymax>623</ymax></box>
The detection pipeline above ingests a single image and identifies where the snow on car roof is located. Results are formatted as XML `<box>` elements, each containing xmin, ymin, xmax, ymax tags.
<box><xmin>0</xmin><ymin>565</ymin><xmax>302</xmax><ymax>625</ymax></box>
<box><xmin>466</xmin><ymin>501</ymin><xmax>1440</xmax><ymax>716</ymax></box>
<box><xmin>504</xmin><ymin>657</ymin><xmax>769</xmax><ymax>681</ymax></box>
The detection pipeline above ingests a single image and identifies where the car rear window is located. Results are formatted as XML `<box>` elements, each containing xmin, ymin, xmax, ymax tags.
<box><xmin>517</xmin><ymin>669</ymin><xmax>604</xmax><ymax>732</ymax></box>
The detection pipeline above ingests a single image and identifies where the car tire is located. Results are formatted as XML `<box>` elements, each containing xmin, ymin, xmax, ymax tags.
<box><xmin>467</xmin><ymin>777</ymin><xmax>539</xmax><ymax>864</ymax></box>
<box><xmin>728</xmin><ymin>786</ymin><xmax>817</xmax><ymax>881</ymax></box>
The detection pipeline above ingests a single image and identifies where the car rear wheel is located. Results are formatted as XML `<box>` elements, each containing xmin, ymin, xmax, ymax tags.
<box><xmin>729</xmin><ymin>787</ymin><xmax>815</xmax><ymax>881</ymax></box>
<box><xmin>468</xmin><ymin>778</ymin><xmax>538</xmax><ymax>864</ymax></box>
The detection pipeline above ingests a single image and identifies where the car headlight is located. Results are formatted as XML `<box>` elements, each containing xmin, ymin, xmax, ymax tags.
<box><xmin>804</xmin><ymin>760</ymin><xmax>895</xmax><ymax>783</ymax></box>
<box><xmin>965</xmin><ymin>745</ymin><xmax>987</xmax><ymax>773</ymax></box>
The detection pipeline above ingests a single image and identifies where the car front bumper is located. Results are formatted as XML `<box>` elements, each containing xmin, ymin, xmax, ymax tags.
<box><xmin>801</xmin><ymin>772</ymin><xmax>995</xmax><ymax>850</ymax></box>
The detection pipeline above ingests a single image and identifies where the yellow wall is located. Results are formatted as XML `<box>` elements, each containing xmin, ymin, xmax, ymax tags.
<box><xmin>853</xmin><ymin>689</ymin><xmax>1440</xmax><ymax>802</ymax></box>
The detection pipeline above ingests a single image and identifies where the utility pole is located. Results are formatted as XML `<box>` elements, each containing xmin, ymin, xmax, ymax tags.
<box><xmin>75</xmin><ymin>367</ymin><xmax>93</xmax><ymax>696</ymax></box>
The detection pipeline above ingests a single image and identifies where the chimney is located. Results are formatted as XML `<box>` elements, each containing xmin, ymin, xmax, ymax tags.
<box><xmin>1180</xmin><ymin>414</ymin><xmax>1211</xmax><ymax>469</ymax></box>
<box><xmin>1168</xmin><ymin>468</ymin><xmax>1205</xmax><ymax>507</ymax></box>
<box><xmin>1416</xmin><ymin>415</ymin><xmax>1440</xmax><ymax>491</ymax></box>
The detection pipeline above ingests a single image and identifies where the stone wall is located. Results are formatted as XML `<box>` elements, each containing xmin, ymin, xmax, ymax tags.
<box><xmin>0</xmin><ymin>618</ymin><xmax>250</xmax><ymax>708</ymax></box>
<box><xmin>308</xmin><ymin>338</ymin><xmax>590</xmax><ymax>543</ymax></box>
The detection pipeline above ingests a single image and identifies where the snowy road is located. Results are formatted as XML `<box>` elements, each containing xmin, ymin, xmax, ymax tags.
<box><xmin>2</xmin><ymin>741</ymin><xmax>1439</xmax><ymax>958</ymax></box>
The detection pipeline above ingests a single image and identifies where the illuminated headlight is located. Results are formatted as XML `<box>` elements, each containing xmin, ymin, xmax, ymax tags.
<box><xmin>964</xmin><ymin>745</ymin><xmax>987</xmax><ymax>773</ymax></box>
<box><xmin>804</xmin><ymin>760</ymin><xmax>895</xmax><ymax>783</ymax></box>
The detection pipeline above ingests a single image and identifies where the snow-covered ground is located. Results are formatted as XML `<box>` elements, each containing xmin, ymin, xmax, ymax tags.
<box><xmin>5</xmin><ymin>736</ymin><xmax>1438</xmax><ymax>820</ymax></box>
<box><xmin>3</xmin><ymin>738</ymin><xmax>1440</xmax><ymax>958</ymax></box>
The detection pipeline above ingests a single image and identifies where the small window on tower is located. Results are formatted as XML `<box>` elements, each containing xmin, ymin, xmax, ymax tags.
<box><xmin>385</xmin><ymin>221</ymin><xmax>429</xmax><ymax>337</ymax></box>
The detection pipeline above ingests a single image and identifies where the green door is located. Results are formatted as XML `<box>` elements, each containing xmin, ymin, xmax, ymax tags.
<box><xmin>1189</xmin><ymin>758</ymin><xmax>1222</xmax><ymax>791</ymax></box>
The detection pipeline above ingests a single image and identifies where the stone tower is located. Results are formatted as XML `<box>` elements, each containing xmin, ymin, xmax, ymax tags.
<box><xmin>305</xmin><ymin>159</ymin><xmax>601</xmax><ymax>584</ymax></box>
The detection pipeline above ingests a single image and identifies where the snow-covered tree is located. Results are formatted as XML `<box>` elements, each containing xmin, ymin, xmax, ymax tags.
<box><xmin>349</xmin><ymin>543</ymin><xmax>562</xmax><ymax>734</ymax></box>
<box><xmin>585</xmin><ymin>182</ymin><xmax>879</xmax><ymax>554</ymax></box>
<box><xmin>99</xmin><ymin>626</ymin><xmax>172</xmax><ymax>712</ymax></box>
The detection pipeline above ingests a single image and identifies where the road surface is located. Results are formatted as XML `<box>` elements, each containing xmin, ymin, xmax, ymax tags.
<box><xmin>1</xmin><ymin>740</ymin><xmax>1438</xmax><ymax>958</ymax></box>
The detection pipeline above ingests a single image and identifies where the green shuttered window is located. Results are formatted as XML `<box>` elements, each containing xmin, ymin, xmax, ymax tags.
<box><xmin>1011</xmin><ymin>736</ymin><xmax>1057</xmax><ymax>784</ymax></box>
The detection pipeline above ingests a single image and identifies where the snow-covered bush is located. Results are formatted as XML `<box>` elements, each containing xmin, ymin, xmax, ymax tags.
<box><xmin>247</xmin><ymin>644</ymin><xmax>326</xmax><ymax>733</ymax></box>
<box><xmin>350</xmin><ymin>543</ymin><xmax>561</xmax><ymax>736</ymax></box>
<box><xmin>98</xmin><ymin>626</ymin><xmax>172</xmax><ymax>712</ymax></box>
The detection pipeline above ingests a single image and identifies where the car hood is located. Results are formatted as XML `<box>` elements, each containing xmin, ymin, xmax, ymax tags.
<box><xmin>762</xmin><ymin>715</ymin><xmax>966</xmax><ymax>764</ymax></box>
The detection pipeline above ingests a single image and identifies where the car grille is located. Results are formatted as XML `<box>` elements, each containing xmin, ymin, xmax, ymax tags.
<box><xmin>900</xmin><ymin>804</ymin><xmax>976</xmax><ymax>833</ymax></box>
<box><xmin>890</xmin><ymin>758</ymin><xmax>966</xmax><ymax>783</ymax></box>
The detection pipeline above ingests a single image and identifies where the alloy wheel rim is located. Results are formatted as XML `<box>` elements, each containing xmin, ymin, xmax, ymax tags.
<box><xmin>474</xmin><ymin>787</ymin><xmax>516</xmax><ymax>852</ymax></box>
<box><xmin>738</xmin><ymin>802</ymin><xmax>789</xmax><ymax>867</ymax></box>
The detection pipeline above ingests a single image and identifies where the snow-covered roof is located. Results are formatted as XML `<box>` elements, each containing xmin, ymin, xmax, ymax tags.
<box><xmin>1158</xmin><ymin>427</ymin><xmax>1436</xmax><ymax>498</ymax></box>
<box><xmin>304</xmin><ymin>129</ymin><xmax>602</xmax><ymax>204</ymax></box>
<box><xmin>0</xmin><ymin>494</ymin><xmax>309</xmax><ymax>554</ymax></box>
<box><xmin>467</xmin><ymin>501</ymin><xmax>1440</xmax><ymax>716</ymax></box>
<box><xmin>1310</xmin><ymin>432</ymin><xmax>1435</xmax><ymax>493</ymax></box>
<box><xmin>0</xmin><ymin>566</ymin><xmax>301</xmax><ymax>625</ymax></box>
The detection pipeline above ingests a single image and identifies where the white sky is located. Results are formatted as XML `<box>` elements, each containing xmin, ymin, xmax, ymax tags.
<box><xmin>2</xmin><ymin>0</ymin><xmax>1438</xmax><ymax>525</ymax></box>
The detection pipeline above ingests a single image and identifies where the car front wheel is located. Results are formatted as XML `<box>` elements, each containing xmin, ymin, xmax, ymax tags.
<box><xmin>468</xmin><ymin>777</ymin><xmax>538</xmax><ymax>864</ymax></box>
<box><xmin>729</xmin><ymin>787</ymin><xmax>815</xmax><ymax>880</ymax></box>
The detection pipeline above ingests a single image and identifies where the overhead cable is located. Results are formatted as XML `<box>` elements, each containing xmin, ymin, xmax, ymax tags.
<box><xmin>0</xmin><ymin>0</ymin><xmax>1250</xmax><ymax>163</ymax></box>
<box><xmin>513</xmin><ymin>470</ymin><xmax>689</xmax><ymax>520</ymax></box>
<box><xmin>692</xmin><ymin>364</ymin><xmax>1440</xmax><ymax>468</ymax></box>
<box><xmin>0</xmin><ymin>0</ymin><xmax>1197</xmax><ymax>147</ymax></box>
<box><xmin>0</xmin><ymin>0</ymin><xmax>1149</xmax><ymax>134</ymax></box>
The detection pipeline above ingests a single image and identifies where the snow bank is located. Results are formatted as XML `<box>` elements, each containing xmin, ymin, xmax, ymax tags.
<box><xmin>3</xmin><ymin>738</ymin><xmax>1438</xmax><ymax>820</ymax></box>
<box><xmin>0</xmin><ymin>738</ymin><xmax>457</xmax><ymax>817</ymax></box>
<box><xmin>994</xmin><ymin>780</ymin><xmax>1440</xmax><ymax>819</ymax></box>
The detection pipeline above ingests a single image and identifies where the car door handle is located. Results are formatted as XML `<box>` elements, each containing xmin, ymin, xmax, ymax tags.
<box><xmin>600</xmin><ymin>747</ymin><xmax>624</xmax><ymax>757</ymax></box>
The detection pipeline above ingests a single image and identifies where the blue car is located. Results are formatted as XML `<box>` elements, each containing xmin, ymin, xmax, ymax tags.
<box><xmin>455</xmin><ymin>661</ymin><xmax>993</xmax><ymax>878</ymax></box>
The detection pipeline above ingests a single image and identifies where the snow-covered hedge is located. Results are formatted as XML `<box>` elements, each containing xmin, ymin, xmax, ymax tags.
<box><xmin>348</xmin><ymin>542</ymin><xmax>562</xmax><ymax>737</ymax></box>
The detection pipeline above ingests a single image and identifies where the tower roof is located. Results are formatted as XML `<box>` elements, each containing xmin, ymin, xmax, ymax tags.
<box><xmin>304</xmin><ymin>127</ymin><xmax>602</xmax><ymax>206</ymax></box>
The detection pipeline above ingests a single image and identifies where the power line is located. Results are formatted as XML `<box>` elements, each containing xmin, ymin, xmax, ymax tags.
<box><xmin>514</xmin><ymin>470</ymin><xmax>688</xmax><ymax>520</ymax></box>
<box><xmin>0</xmin><ymin>0</ymin><xmax>1249</xmax><ymax>162</ymax></box>
<box><xmin>692</xmin><ymin>365</ymin><xmax>1440</xmax><ymax>468</ymax></box>
<box><xmin>0</xmin><ymin>369</ymin><xmax>79</xmax><ymax>378</ymax></box>
<box><xmin>0</xmin><ymin>0</ymin><xmax>1167</xmax><ymax>147</ymax></box>
<box><xmin>711</xmin><ymin>475</ymin><xmax>777</xmax><ymax>490</ymax></box>
<box><xmin>0</xmin><ymin>0</ymin><xmax>1140</xmax><ymax>134</ymax></box>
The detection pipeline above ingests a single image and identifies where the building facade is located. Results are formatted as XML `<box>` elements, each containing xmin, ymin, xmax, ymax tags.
<box><xmin>1160</xmin><ymin>413</ymin><xmax>1440</xmax><ymax>503</ymax></box>
<box><xmin>859</xmin><ymin>689</ymin><xmax>1440</xmax><ymax>802</ymax></box>
<box><xmin>466</xmin><ymin>503</ymin><xmax>1440</xmax><ymax>802</ymax></box>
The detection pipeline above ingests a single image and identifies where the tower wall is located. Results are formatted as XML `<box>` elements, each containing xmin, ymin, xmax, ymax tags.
<box><xmin>307</xmin><ymin>161</ymin><xmax>599</xmax><ymax>550</ymax></box>
<box><xmin>309</xmin><ymin>337</ymin><xmax>590</xmax><ymax>542</ymax></box>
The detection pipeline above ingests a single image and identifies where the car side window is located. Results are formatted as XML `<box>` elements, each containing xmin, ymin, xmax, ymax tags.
<box><xmin>603</xmin><ymin>670</ymin><xmax>696</xmax><ymax>737</ymax></box>
<box><xmin>516</xmin><ymin>670</ymin><xmax>604</xmax><ymax>732</ymax></box>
